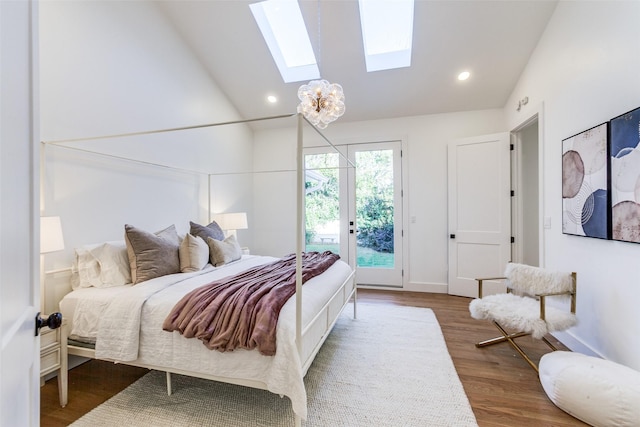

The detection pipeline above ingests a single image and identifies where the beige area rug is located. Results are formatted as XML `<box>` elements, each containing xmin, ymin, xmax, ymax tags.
<box><xmin>70</xmin><ymin>303</ymin><xmax>478</xmax><ymax>426</ymax></box>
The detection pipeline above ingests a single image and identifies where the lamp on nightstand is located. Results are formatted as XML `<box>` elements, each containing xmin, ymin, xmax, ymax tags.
<box><xmin>40</xmin><ymin>216</ymin><xmax>65</xmax><ymax>313</ymax></box>
<box><xmin>212</xmin><ymin>212</ymin><xmax>248</xmax><ymax>238</ymax></box>
<box><xmin>41</xmin><ymin>216</ymin><xmax>65</xmax><ymax>254</ymax></box>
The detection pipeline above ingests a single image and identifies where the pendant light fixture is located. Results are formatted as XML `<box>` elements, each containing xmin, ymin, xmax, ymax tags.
<box><xmin>297</xmin><ymin>1</ymin><xmax>345</xmax><ymax>129</ymax></box>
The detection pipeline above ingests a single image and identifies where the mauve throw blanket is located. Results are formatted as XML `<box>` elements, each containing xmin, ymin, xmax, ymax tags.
<box><xmin>162</xmin><ymin>251</ymin><xmax>340</xmax><ymax>356</ymax></box>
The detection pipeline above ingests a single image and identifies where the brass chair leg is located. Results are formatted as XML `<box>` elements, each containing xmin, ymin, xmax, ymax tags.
<box><xmin>476</xmin><ymin>321</ymin><xmax>539</xmax><ymax>373</ymax></box>
<box><xmin>475</xmin><ymin>331</ymin><xmax>530</xmax><ymax>347</ymax></box>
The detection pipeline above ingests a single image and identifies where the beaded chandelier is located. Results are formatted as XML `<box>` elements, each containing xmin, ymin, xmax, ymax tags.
<box><xmin>297</xmin><ymin>79</ymin><xmax>345</xmax><ymax>129</ymax></box>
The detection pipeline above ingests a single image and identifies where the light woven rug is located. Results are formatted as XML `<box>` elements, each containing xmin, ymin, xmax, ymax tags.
<box><xmin>70</xmin><ymin>303</ymin><xmax>478</xmax><ymax>426</ymax></box>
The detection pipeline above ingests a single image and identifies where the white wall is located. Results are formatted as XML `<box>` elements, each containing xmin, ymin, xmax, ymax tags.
<box><xmin>254</xmin><ymin>110</ymin><xmax>507</xmax><ymax>290</ymax></box>
<box><xmin>505</xmin><ymin>1</ymin><xmax>640</xmax><ymax>369</ymax></box>
<box><xmin>39</xmin><ymin>1</ymin><xmax>254</xmax><ymax>313</ymax></box>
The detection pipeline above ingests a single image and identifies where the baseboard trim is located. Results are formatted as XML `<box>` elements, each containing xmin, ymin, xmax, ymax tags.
<box><xmin>404</xmin><ymin>282</ymin><xmax>448</xmax><ymax>293</ymax></box>
<box><xmin>551</xmin><ymin>330</ymin><xmax>602</xmax><ymax>358</ymax></box>
<box><xmin>357</xmin><ymin>282</ymin><xmax>448</xmax><ymax>293</ymax></box>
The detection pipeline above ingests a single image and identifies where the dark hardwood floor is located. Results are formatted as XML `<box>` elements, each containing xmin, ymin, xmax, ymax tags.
<box><xmin>41</xmin><ymin>289</ymin><xmax>587</xmax><ymax>426</ymax></box>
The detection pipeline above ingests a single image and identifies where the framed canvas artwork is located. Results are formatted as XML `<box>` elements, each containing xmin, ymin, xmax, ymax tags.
<box><xmin>562</xmin><ymin>122</ymin><xmax>609</xmax><ymax>239</ymax></box>
<box><xmin>610</xmin><ymin>106</ymin><xmax>640</xmax><ymax>243</ymax></box>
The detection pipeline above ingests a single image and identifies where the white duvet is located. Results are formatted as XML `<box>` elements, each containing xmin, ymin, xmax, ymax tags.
<box><xmin>60</xmin><ymin>255</ymin><xmax>354</xmax><ymax>419</ymax></box>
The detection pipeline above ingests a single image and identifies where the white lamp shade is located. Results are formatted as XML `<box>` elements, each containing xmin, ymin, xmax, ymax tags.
<box><xmin>212</xmin><ymin>212</ymin><xmax>248</xmax><ymax>231</ymax></box>
<box><xmin>40</xmin><ymin>216</ymin><xmax>65</xmax><ymax>253</ymax></box>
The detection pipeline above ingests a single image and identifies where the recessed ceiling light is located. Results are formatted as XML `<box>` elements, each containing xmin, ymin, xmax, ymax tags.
<box><xmin>458</xmin><ymin>71</ymin><xmax>471</xmax><ymax>81</ymax></box>
<box><xmin>267</xmin><ymin>95</ymin><xmax>278</xmax><ymax>103</ymax></box>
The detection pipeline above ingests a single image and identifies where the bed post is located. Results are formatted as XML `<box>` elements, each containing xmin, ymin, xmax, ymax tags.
<box><xmin>207</xmin><ymin>173</ymin><xmax>212</xmax><ymax>223</ymax></box>
<box><xmin>353</xmin><ymin>276</ymin><xmax>357</xmax><ymax>319</ymax></box>
<box><xmin>295</xmin><ymin>113</ymin><xmax>303</xmax><ymax>357</ymax></box>
<box><xmin>295</xmin><ymin>114</ymin><xmax>304</xmax><ymax>427</ymax></box>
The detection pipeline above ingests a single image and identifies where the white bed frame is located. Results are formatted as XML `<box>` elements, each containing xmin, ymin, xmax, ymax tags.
<box><xmin>68</xmin><ymin>269</ymin><xmax>356</xmax><ymax>424</ymax></box>
<box><xmin>44</xmin><ymin>113</ymin><xmax>357</xmax><ymax>426</ymax></box>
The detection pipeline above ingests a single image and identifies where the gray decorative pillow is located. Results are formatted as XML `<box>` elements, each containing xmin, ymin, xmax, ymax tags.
<box><xmin>190</xmin><ymin>220</ymin><xmax>225</xmax><ymax>242</ymax></box>
<box><xmin>179</xmin><ymin>233</ymin><xmax>210</xmax><ymax>273</ymax></box>
<box><xmin>155</xmin><ymin>224</ymin><xmax>181</xmax><ymax>246</ymax></box>
<box><xmin>206</xmin><ymin>235</ymin><xmax>242</xmax><ymax>267</ymax></box>
<box><xmin>124</xmin><ymin>224</ymin><xmax>180</xmax><ymax>284</ymax></box>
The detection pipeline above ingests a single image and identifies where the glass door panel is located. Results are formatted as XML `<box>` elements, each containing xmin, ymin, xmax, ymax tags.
<box><xmin>349</xmin><ymin>142</ymin><xmax>402</xmax><ymax>287</ymax></box>
<box><xmin>304</xmin><ymin>141</ymin><xmax>403</xmax><ymax>287</ymax></box>
<box><xmin>354</xmin><ymin>148</ymin><xmax>395</xmax><ymax>269</ymax></box>
<box><xmin>304</xmin><ymin>151</ymin><xmax>341</xmax><ymax>256</ymax></box>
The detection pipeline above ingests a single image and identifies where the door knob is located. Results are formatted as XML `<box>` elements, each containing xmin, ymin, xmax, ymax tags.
<box><xmin>35</xmin><ymin>312</ymin><xmax>62</xmax><ymax>336</ymax></box>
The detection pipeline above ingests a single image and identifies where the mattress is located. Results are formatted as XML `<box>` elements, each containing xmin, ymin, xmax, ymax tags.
<box><xmin>59</xmin><ymin>254</ymin><xmax>354</xmax><ymax>419</ymax></box>
<box><xmin>60</xmin><ymin>264</ymin><xmax>217</xmax><ymax>344</ymax></box>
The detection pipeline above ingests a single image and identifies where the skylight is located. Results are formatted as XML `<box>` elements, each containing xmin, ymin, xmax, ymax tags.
<box><xmin>249</xmin><ymin>0</ymin><xmax>319</xmax><ymax>83</ymax></box>
<box><xmin>358</xmin><ymin>0</ymin><xmax>414</xmax><ymax>72</ymax></box>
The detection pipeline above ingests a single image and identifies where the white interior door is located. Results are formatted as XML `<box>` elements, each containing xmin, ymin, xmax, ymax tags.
<box><xmin>447</xmin><ymin>133</ymin><xmax>511</xmax><ymax>297</ymax></box>
<box><xmin>1</xmin><ymin>1</ymin><xmax>41</xmax><ymax>425</ymax></box>
<box><xmin>304</xmin><ymin>141</ymin><xmax>403</xmax><ymax>287</ymax></box>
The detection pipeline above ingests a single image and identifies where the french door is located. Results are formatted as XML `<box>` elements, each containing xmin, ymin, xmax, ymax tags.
<box><xmin>305</xmin><ymin>141</ymin><xmax>403</xmax><ymax>287</ymax></box>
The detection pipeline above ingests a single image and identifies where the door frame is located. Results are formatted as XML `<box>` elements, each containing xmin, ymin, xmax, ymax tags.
<box><xmin>510</xmin><ymin>105</ymin><xmax>545</xmax><ymax>267</ymax></box>
<box><xmin>304</xmin><ymin>136</ymin><xmax>409</xmax><ymax>289</ymax></box>
<box><xmin>347</xmin><ymin>141</ymin><xmax>403</xmax><ymax>287</ymax></box>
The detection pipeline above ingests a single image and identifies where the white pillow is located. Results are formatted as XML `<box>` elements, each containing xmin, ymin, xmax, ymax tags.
<box><xmin>179</xmin><ymin>233</ymin><xmax>210</xmax><ymax>272</ymax></box>
<box><xmin>71</xmin><ymin>246</ymin><xmax>101</xmax><ymax>290</ymax></box>
<box><xmin>71</xmin><ymin>240</ymin><xmax>131</xmax><ymax>289</ymax></box>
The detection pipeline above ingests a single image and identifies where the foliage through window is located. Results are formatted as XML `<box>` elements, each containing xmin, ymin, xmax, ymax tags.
<box><xmin>305</xmin><ymin>150</ymin><xmax>394</xmax><ymax>255</ymax></box>
<box><xmin>355</xmin><ymin>149</ymin><xmax>394</xmax><ymax>253</ymax></box>
<box><xmin>305</xmin><ymin>153</ymin><xmax>339</xmax><ymax>244</ymax></box>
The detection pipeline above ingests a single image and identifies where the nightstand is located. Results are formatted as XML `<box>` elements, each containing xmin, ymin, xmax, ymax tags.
<box><xmin>40</xmin><ymin>319</ymin><xmax>68</xmax><ymax>407</ymax></box>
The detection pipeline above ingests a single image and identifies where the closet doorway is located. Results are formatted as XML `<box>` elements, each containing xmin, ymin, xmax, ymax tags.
<box><xmin>511</xmin><ymin>115</ymin><xmax>541</xmax><ymax>266</ymax></box>
<box><xmin>305</xmin><ymin>141</ymin><xmax>403</xmax><ymax>287</ymax></box>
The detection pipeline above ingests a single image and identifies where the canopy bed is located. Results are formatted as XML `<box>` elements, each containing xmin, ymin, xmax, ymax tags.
<box><xmin>41</xmin><ymin>113</ymin><xmax>357</xmax><ymax>426</ymax></box>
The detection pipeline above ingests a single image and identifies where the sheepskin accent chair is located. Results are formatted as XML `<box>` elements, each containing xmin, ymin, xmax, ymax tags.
<box><xmin>469</xmin><ymin>263</ymin><xmax>577</xmax><ymax>372</ymax></box>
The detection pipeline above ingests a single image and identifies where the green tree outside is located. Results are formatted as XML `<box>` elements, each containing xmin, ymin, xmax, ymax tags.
<box><xmin>305</xmin><ymin>150</ymin><xmax>394</xmax><ymax>267</ymax></box>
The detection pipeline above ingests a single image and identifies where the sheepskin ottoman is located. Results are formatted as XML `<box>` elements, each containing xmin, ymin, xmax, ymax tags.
<box><xmin>539</xmin><ymin>351</ymin><xmax>640</xmax><ymax>426</ymax></box>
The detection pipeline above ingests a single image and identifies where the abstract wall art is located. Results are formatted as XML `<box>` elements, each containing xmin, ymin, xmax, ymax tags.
<box><xmin>562</xmin><ymin>122</ymin><xmax>609</xmax><ymax>239</ymax></box>
<box><xmin>610</xmin><ymin>106</ymin><xmax>640</xmax><ymax>243</ymax></box>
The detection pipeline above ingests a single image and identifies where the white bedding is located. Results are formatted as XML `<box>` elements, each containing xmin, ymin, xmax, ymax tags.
<box><xmin>59</xmin><ymin>254</ymin><xmax>354</xmax><ymax>419</ymax></box>
<box><xmin>61</xmin><ymin>265</ymin><xmax>216</xmax><ymax>344</ymax></box>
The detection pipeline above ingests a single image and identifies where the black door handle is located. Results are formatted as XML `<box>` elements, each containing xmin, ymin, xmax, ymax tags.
<box><xmin>35</xmin><ymin>312</ymin><xmax>62</xmax><ymax>336</ymax></box>
<box><xmin>450</xmin><ymin>234</ymin><xmax>456</xmax><ymax>239</ymax></box>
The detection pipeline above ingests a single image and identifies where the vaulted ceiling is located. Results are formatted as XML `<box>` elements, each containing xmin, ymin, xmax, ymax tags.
<box><xmin>158</xmin><ymin>1</ymin><xmax>558</xmax><ymax>128</ymax></box>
